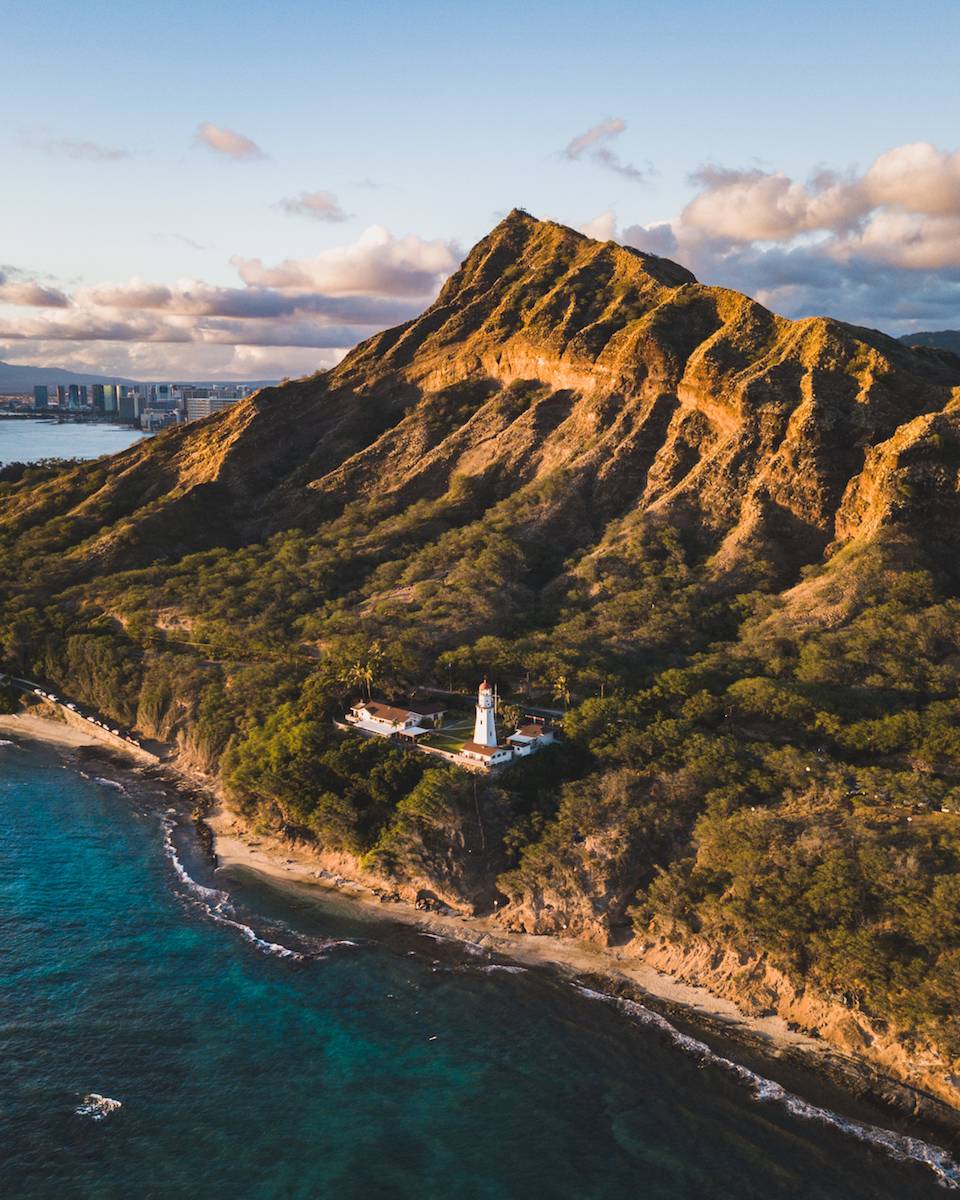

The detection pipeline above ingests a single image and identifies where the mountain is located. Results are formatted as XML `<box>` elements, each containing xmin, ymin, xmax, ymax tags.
<box><xmin>900</xmin><ymin>330</ymin><xmax>960</xmax><ymax>354</ymax></box>
<box><xmin>0</xmin><ymin>360</ymin><xmax>139</xmax><ymax>393</ymax></box>
<box><xmin>4</xmin><ymin>210</ymin><xmax>960</xmax><ymax>1107</ymax></box>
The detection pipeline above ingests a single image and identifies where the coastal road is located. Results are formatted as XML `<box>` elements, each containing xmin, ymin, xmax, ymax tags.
<box><xmin>0</xmin><ymin>671</ymin><xmax>167</xmax><ymax>761</ymax></box>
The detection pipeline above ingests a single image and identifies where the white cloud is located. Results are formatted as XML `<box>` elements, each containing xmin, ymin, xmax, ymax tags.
<box><xmin>681</xmin><ymin>167</ymin><xmax>864</xmax><ymax>241</ymax></box>
<box><xmin>232</xmin><ymin>225</ymin><xmax>461</xmax><ymax>297</ymax></box>
<box><xmin>278</xmin><ymin>190</ymin><xmax>350</xmax><ymax>222</ymax></box>
<box><xmin>837</xmin><ymin>211</ymin><xmax>960</xmax><ymax>270</ymax></box>
<box><xmin>580</xmin><ymin>211</ymin><xmax>618</xmax><ymax>242</ymax></box>
<box><xmin>863</xmin><ymin>142</ymin><xmax>960</xmax><ymax>215</ymax></box>
<box><xmin>674</xmin><ymin>142</ymin><xmax>960</xmax><ymax>265</ymax></box>
<box><xmin>195</xmin><ymin>122</ymin><xmax>265</xmax><ymax>161</ymax></box>
<box><xmin>563</xmin><ymin>117</ymin><xmax>646</xmax><ymax>183</ymax></box>
<box><xmin>584</xmin><ymin>140</ymin><xmax>960</xmax><ymax>331</ymax></box>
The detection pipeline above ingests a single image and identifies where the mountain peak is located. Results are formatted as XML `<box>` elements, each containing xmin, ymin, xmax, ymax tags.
<box><xmin>331</xmin><ymin>210</ymin><xmax>698</xmax><ymax>392</ymax></box>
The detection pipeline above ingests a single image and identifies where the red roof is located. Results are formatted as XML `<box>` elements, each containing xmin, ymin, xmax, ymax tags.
<box><xmin>461</xmin><ymin>741</ymin><xmax>508</xmax><ymax>757</ymax></box>
<box><xmin>354</xmin><ymin>701</ymin><xmax>415</xmax><ymax>724</ymax></box>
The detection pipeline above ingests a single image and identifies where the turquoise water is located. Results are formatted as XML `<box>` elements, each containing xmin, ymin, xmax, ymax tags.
<box><xmin>0</xmin><ymin>420</ymin><xmax>148</xmax><ymax>466</ymax></box>
<box><xmin>2</xmin><ymin>741</ymin><xmax>957</xmax><ymax>1199</ymax></box>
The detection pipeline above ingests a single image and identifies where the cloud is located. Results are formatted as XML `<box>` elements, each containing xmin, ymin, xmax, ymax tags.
<box><xmin>0</xmin><ymin>224</ymin><xmax>462</xmax><ymax>375</ymax></box>
<box><xmin>278</xmin><ymin>190</ymin><xmax>350</xmax><ymax>222</ymax></box>
<box><xmin>563</xmin><ymin>117</ymin><xmax>646</xmax><ymax>183</ymax></box>
<box><xmin>863</xmin><ymin>142</ymin><xmax>960</xmax><ymax>215</ymax></box>
<box><xmin>195</xmin><ymin>122</ymin><xmax>265</xmax><ymax>161</ymax></box>
<box><xmin>232</xmin><ymin>225</ymin><xmax>461</xmax><ymax>297</ymax></box>
<box><xmin>583</xmin><ymin>140</ymin><xmax>960</xmax><ymax>332</ymax></box>
<box><xmin>0</xmin><ymin>308</ymin><xmax>387</xmax><ymax>350</ymax></box>
<box><xmin>564</xmin><ymin>118</ymin><xmax>626</xmax><ymax>160</ymax></box>
<box><xmin>20</xmin><ymin>132</ymin><xmax>129</xmax><ymax>161</ymax></box>
<box><xmin>681</xmin><ymin>167</ymin><xmax>865</xmax><ymax>241</ymax></box>
<box><xmin>76</xmin><ymin>278</ymin><xmax>420</xmax><ymax>324</ymax></box>
<box><xmin>580</xmin><ymin>211</ymin><xmax>618</xmax><ymax>242</ymax></box>
<box><xmin>151</xmin><ymin>232</ymin><xmax>208</xmax><ymax>251</ymax></box>
<box><xmin>677</xmin><ymin>142</ymin><xmax>960</xmax><ymax>261</ymax></box>
<box><xmin>0</xmin><ymin>339</ymin><xmax>339</xmax><ymax>382</ymax></box>
<box><xmin>0</xmin><ymin>268</ymin><xmax>70</xmax><ymax>307</ymax></box>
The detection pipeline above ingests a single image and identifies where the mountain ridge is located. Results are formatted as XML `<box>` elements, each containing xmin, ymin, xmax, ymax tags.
<box><xmin>9</xmin><ymin>208</ymin><xmax>959</xmax><ymax>587</ymax></box>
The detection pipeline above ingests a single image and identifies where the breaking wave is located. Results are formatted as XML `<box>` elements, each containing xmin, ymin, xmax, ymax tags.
<box><xmin>95</xmin><ymin>778</ymin><xmax>125</xmax><ymax>792</ymax></box>
<box><xmin>419</xmin><ymin>931</ymin><xmax>489</xmax><ymax>957</ymax></box>
<box><xmin>161</xmin><ymin>820</ymin><xmax>356</xmax><ymax>962</ymax></box>
<box><xmin>75</xmin><ymin>1093</ymin><xmax>122</xmax><ymax>1121</ymax></box>
<box><xmin>577</xmin><ymin>986</ymin><xmax>960</xmax><ymax>1189</ymax></box>
<box><xmin>162</xmin><ymin>821</ymin><xmax>304</xmax><ymax>960</ymax></box>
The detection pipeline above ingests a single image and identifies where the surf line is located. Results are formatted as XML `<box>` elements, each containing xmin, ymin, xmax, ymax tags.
<box><xmin>161</xmin><ymin>819</ymin><xmax>306</xmax><ymax>961</ymax></box>
<box><xmin>577</xmin><ymin>986</ymin><xmax>960</xmax><ymax>1190</ymax></box>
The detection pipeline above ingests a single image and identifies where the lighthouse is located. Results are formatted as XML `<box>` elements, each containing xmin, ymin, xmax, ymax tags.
<box><xmin>473</xmin><ymin>679</ymin><xmax>497</xmax><ymax>747</ymax></box>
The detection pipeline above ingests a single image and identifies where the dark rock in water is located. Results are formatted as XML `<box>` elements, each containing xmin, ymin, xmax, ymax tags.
<box><xmin>193</xmin><ymin>816</ymin><xmax>217</xmax><ymax>863</ymax></box>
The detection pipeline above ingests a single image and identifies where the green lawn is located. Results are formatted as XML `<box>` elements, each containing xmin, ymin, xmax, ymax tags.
<box><xmin>419</xmin><ymin>720</ymin><xmax>473</xmax><ymax>753</ymax></box>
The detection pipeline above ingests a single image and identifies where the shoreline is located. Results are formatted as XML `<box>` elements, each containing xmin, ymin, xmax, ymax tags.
<box><xmin>209</xmin><ymin>805</ymin><xmax>960</xmax><ymax>1135</ymax></box>
<box><xmin>6</xmin><ymin>710</ymin><xmax>960</xmax><ymax>1143</ymax></box>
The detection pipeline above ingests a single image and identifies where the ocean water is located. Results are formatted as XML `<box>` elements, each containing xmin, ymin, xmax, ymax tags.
<box><xmin>0</xmin><ymin>419</ymin><xmax>148</xmax><ymax>467</ymax></box>
<box><xmin>2</xmin><ymin>740</ymin><xmax>958</xmax><ymax>1200</ymax></box>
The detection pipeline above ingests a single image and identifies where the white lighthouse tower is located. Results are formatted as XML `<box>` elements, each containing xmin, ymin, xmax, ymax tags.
<box><xmin>473</xmin><ymin>679</ymin><xmax>498</xmax><ymax>747</ymax></box>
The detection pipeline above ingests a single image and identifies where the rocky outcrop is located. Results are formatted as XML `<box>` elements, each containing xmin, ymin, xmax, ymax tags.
<box><xmin>630</xmin><ymin>930</ymin><xmax>960</xmax><ymax>1113</ymax></box>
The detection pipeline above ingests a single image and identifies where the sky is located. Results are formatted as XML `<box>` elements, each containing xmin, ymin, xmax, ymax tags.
<box><xmin>4</xmin><ymin>0</ymin><xmax>960</xmax><ymax>380</ymax></box>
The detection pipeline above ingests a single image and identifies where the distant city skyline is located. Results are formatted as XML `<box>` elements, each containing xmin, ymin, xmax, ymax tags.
<box><xmin>5</xmin><ymin>0</ymin><xmax>960</xmax><ymax>380</ymax></box>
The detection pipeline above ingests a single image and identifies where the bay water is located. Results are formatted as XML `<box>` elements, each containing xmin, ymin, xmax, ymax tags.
<box><xmin>0</xmin><ymin>420</ymin><xmax>148</xmax><ymax>467</ymax></box>
<box><xmin>1</xmin><ymin>740</ymin><xmax>957</xmax><ymax>1199</ymax></box>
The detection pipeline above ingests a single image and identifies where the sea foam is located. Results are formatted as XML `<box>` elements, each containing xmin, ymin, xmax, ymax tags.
<box><xmin>161</xmin><ymin>820</ymin><xmax>355</xmax><ymax>962</ymax></box>
<box><xmin>576</xmin><ymin>986</ymin><xmax>960</xmax><ymax>1190</ymax></box>
<box><xmin>95</xmin><ymin>777</ymin><xmax>126</xmax><ymax>792</ymax></box>
<box><xmin>75</xmin><ymin>1093</ymin><xmax>122</xmax><ymax>1121</ymax></box>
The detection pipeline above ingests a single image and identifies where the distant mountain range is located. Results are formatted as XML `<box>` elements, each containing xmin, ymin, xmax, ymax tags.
<box><xmin>0</xmin><ymin>361</ymin><xmax>138</xmax><ymax>394</ymax></box>
<box><xmin>0</xmin><ymin>360</ymin><xmax>281</xmax><ymax>395</ymax></box>
<box><xmin>899</xmin><ymin>330</ymin><xmax>960</xmax><ymax>353</ymax></box>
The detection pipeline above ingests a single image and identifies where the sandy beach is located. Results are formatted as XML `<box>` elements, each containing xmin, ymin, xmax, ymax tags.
<box><xmin>0</xmin><ymin>712</ymin><xmax>104</xmax><ymax>750</ymax></box>
<box><xmin>207</xmin><ymin>805</ymin><xmax>823</xmax><ymax>1054</ymax></box>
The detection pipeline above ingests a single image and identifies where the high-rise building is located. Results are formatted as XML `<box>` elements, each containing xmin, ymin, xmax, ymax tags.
<box><xmin>33</xmin><ymin>385</ymin><xmax>49</xmax><ymax>408</ymax></box>
<box><xmin>56</xmin><ymin>384</ymin><xmax>67</xmax><ymax>407</ymax></box>
<box><xmin>118</xmin><ymin>389</ymin><xmax>141</xmax><ymax>422</ymax></box>
<box><xmin>67</xmin><ymin>384</ymin><xmax>80</xmax><ymax>409</ymax></box>
<box><xmin>91</xmin><ymin>384</ymin><xmax>105</xmax><ymax>411</ymax></box>
<box><xmin>185</xmin><ymin>393</ymin><xmax>240</xmax><ymax>421</ymax></box>
<box><xmin>103</xmin><ymin>385</ymin><xmax>119</xmax><ymax>414</ymax></box>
